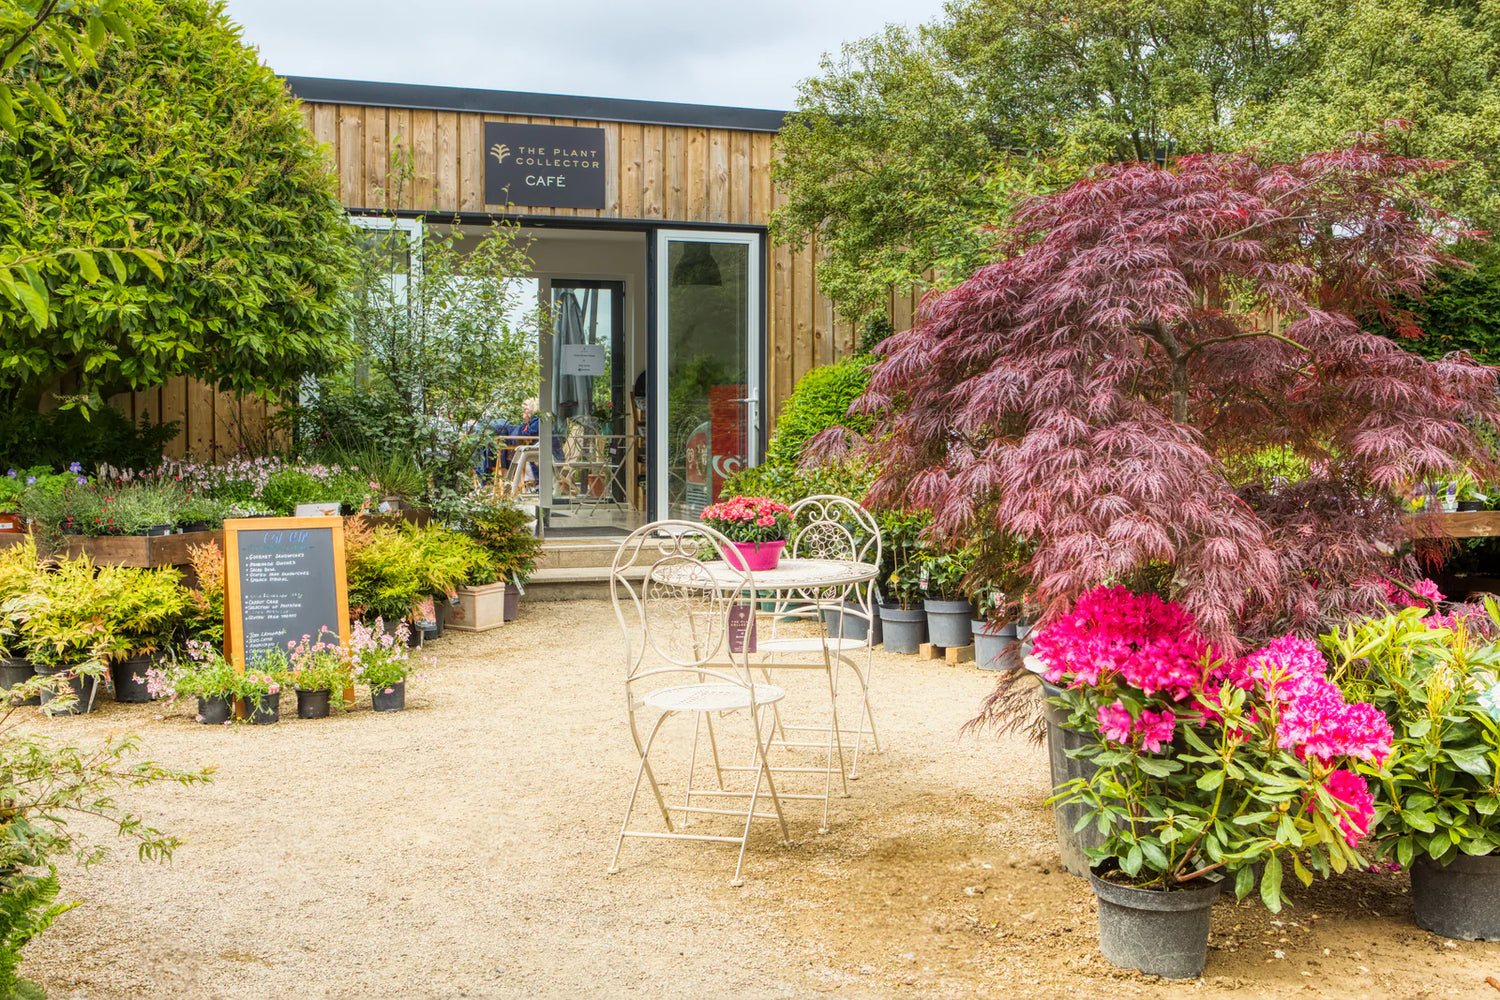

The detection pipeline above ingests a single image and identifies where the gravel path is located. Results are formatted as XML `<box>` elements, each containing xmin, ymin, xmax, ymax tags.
<box><xmin>21</xmin><ymin>600</ymin><xmax>1500</xmax><ymax>999</ymax></box>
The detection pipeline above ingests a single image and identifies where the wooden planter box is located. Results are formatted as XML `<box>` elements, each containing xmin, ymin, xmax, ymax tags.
<box><xmin>1409</xmin><ymin>511</ymin><xmax>1500</xmax><ymax>538</ymax></box>
<box><xmin>446</xmin><ymin>582</ymin><xmax>518</xmax><ymax>632</ymax></box>
<box><xmin>63</xmin><ymin>530</ymin><xmax>222</xmax><ymax>569</ymax></box>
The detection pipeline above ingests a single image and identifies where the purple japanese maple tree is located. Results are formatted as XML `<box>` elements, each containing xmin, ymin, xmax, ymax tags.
<box><xmin>847</xmin><ymin>135</ymin><xmax>1500</xmax><ymax>647</ymax></box>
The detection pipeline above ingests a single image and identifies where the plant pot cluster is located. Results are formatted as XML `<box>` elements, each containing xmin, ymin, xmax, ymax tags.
<box><xmin>1027</xmin><ymin>586</ymin><xmax>1500</xmax><ymax>982</ymax></box>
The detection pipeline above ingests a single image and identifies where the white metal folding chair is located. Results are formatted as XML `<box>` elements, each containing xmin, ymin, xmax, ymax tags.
<box><xmin>757</xmin><ymin>495</ymin><xmax>883</xmax><ymax>797</ymax></box>
<box><xmin>607</xmin><ymin>520</ymin><xmax>794</xmax><ymax>886</ymax></box>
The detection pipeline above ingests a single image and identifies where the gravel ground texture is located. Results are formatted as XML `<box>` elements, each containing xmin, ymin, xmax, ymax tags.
<box><xmin>20</xmin><ymin>599</ymin><xmax>1500</xmax><ymax>999</ymax></box>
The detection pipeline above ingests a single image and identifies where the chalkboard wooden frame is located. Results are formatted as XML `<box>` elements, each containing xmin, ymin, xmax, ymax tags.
<box><xmin>222</xmin><ymin>517</ymin><xmax>351</xmax><ymax>670</ymax></box>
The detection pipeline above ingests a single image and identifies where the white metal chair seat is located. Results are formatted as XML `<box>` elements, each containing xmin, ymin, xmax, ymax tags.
<box><xmin>642</xmin><ymin>681</ymin><xmax>785</xmax><ymax>713</ymax></box>
<box><xmin>757</xmin><ymin>637</ymin><xmax>870</xmax><ymax>655</ymax></box>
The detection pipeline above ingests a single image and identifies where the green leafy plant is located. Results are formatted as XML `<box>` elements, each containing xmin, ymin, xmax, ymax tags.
<box><xmin>182</xmin><ymin>542</ymin><xmax>225</xmax><ymax>644</ymax></box>
<box><xmin>879</xmin><ymin>509</ymin><xmax>931</xmax><ymax>610</ymax></box>
<box><xmin>0</xmin><ymin>0</ymin><xmax>355</xmax><ymax>413</ymax></box>
<box><xmin>1325</xmin><ymin>605</ymin><xmax>1500</xmax><ymax>868</ymax></box>
<box><xmin>0</xmin><ymin>866</ymin><xmax>76</xmax><ymax>1000</ymax></box>
<box><xmin>915</xmin><ymin>549</ymin><xmax>973</xmax><ymax>601</ymax></box>
<box><xmin>763</xmin><ymin>356</ymin><xmax>874</xmax><ymax>468</ymax></box>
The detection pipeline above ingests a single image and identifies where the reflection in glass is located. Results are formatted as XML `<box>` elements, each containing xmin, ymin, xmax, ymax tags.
<box><xmin>664</xmin><ymin>241</ymin><xmax>750</xmax><ymax>519</ymax></box>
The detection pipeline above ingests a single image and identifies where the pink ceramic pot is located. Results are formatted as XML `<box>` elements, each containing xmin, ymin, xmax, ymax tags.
<box><xmin>726</xmin><ymin>540</ymin><xmax>786</xmax><ymax>572</ymax></box>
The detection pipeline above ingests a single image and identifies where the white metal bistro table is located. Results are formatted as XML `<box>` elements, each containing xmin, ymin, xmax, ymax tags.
<box><xmin>651</xmin><ymin>556</ymin><xmax>879</xmax><ymax>593</ymax></box>
<box><xmin>649</xmin><ymin>556</ymin><xmax>880</xmax><ymax>831</ymax></box>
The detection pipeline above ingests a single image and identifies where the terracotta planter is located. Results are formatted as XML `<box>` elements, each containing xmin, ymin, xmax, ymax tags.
<box><xmin>725</xmin><ymin>540</ymin><xmax>786</xmax><ymax>572</ymax></box>
<box><xmin>0</xmin><ymin>511</ymin><xmax>22</xmax><ymax>534</ymax></box>
<box><xmin>448</xmin><ymin>582</ymin><xmax>506</xmax><ymax>632</ymax></box>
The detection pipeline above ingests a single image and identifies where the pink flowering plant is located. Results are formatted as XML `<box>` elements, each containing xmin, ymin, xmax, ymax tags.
<box><xmin>144</xmin><ymin>639</ymin><xmax>241</xmax><ymax>703</ymax></box>
<box><xmin>700</xmin><ymin>496</ymin><xmax>793</xmax><ymax>544</ymax></box>
<box><xmin>286</xmin><ymin>632</ymin><xmax>353</xmax><ymax>694</ymax></box>
<box><xmin>1324</xmin><ymin>603</ymin><xmax>1500</xmax><ymax>869</ymax></box>
<box><xmin>348</xmin><ymin>618</ymin><xmax>413</xmax><ymax>691</ymax></box>
<box><xmin>1039</xmin><ymin>586</ymin><xmax>1391</xmax><ymax>910</ymax></box>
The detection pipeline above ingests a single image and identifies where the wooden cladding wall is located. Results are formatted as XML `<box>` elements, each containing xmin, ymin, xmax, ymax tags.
<box><xmin>105</xmin><ymin>380</ymin><xmax>280</xmax><ymax>462</ymax></box>
<box><xmin>298</xmin><ymin>100</ymin><xmax>862</xmax><ymax>418</ymax></box>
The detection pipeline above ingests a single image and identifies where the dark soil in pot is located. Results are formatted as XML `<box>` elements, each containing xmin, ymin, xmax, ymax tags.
<box><xmin>0</xmin><ymin>657</ymin><xmax>38</xmax><ymax>706</ymax></box>
<box><xmin>924</xmin><ymin>599</ymin><xmax>975</xmax><ymax>648</ymax></box>
<box><xmin>1090</xmin><ymin>865</ymin><xmax>1223</xmax><ymax>979</ymax></box>
<box><xmin>110</xmin><ymin>655</ymin><xmax>154</xmax><ymax>703</ymax></box>
<box><xmin>1412</xmin><ymin>854</ymin><xmax>1500</xmax><ymax>940</ymax></box>
<box><xmin>879</xmin><ymin>603</ymin><xmax>927</xmax><ymax>654</ymax></box>
<box><xmin>371</xmin><ymin>681</ymin><xmax>406</xmax><ymax>713</ymax></box>
<box><xmin>197</xmin><ymin>695</ymin><xmax>232</xmax><ymax>725</ymax></box>
<box><xmin>296</xmin><ymin>688</ymin><xmax>331</xmax><ymax>720</ymax></box>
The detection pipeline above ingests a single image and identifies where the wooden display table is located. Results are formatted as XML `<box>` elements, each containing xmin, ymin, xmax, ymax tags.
<box><xmin>1409</xmin><ymin>512</ymin><xmax>1500</xmax><ymax>538</ymax></box>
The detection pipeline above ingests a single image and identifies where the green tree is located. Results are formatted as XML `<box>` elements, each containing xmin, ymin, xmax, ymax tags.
<box><xmin>0</xmin><ymin>0</ymin><xmax>355</xmax><ymax>412</ymax></box>
<box><xmin>296</xmin><ymin>220</ymin><xmax>544</xmax><ymax>489</ymax></box>
<box><xmin>774</xmin><ymin>0</ymin><xmax>1302</xmax><ymax>322</ymax></box>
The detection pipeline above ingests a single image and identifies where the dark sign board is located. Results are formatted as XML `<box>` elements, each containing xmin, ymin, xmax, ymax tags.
<box><xmin>483</xmin><ymin>121</ymin><xmax>607</xmax><ymax>210</ymax></box>
<box><xmin>223</xmin><ymin>517</ymin><xmax>350</xmax><ymax>669</ymax></box>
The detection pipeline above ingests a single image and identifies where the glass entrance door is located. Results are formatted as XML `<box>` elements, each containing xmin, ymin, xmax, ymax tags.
<box><xmin>541</xmin><ymin>280</ymin><xmax>630</xmax><ymax>535</ymax></box>
<box><xmin>654</xmin><ymin>231</ymin><xmax>762</xmax><ymax>519</ymax></box>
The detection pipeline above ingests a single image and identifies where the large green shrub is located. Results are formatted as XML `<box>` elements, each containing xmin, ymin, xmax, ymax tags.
<box><xmin>0</xmin><ymin>408</ymin><xmax>176</xmax><ymax>471</ymax></box>
<box><xmin>1380</xmin><ymin>249</ymin><xmax>1500</xmax><ymax>366</ymax></box>
<box><xmin>763</xmin><ymin>355</ymin><xmax>874</xmax><ymax>468</ymax></box>
<box><xmin>0</xmin><ymin>0</ymin><xmax>355</xmax><ymax>412</ymax></box>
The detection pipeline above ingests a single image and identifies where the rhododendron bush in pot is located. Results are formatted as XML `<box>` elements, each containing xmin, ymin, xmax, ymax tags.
<box><xmin>1325</xmin><ymin>605</ymin><xmax>1500</xmax><ymax>940</ymax></box>
<box><xmin>1037</xmin><ymin>587</ymin><xmax>1391</xmax><ymax>978</ymax></box>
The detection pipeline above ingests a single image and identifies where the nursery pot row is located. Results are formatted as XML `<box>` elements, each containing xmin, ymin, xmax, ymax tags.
<box><xmin>194</xmin><ymin>684</ymin><xmax>406</xmax><ymax>724</ymax></box>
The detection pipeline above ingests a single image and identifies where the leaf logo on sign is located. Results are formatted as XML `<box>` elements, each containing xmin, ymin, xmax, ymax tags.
<box><xmin>490</xmin><ymin>143</ymin><xmax>512</xmax><ymax>165</ymax></box>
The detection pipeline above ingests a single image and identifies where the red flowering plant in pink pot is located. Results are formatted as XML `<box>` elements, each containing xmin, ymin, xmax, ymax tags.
<box><xmin>1037</xmin><ymin>586</ymin><xmax>1392</xmax><ymax>921</ymax></box>
<box><xmin>700</xmin><ymin>496</ymin><xmax>793</xmax><ymax>572</ymax></box>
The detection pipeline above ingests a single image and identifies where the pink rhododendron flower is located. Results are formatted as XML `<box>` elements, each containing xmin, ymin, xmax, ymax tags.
<box><xmin>1096</xmin><ymin>700</ymin><xmax>1134</xmax><ymax>744</ymax></box>
<box><xmin>1033</xmin><ymin>585</ymin><xmax>1209</xmax><ymax>699</ymax></box>
<box><xmin>1379</xmin><ymin>577</ymin><xmax>1445</xmax><ymax>609</ymax></box>
<box><xmin>1319</xmin><ymin>769</ymin><xmax>1375</xmax><ymax>846</ymax></box>
<box><xmin>1136</xmin><ymin>708</ymin><xmax>1176</xmax><ymax>753</ymax></box>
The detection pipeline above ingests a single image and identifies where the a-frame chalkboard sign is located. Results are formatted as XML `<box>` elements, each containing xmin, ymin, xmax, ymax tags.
<box><xmin>222</xmin><ymin>517</ymin><xmax>351</xmax><ymax>670</ymax></box>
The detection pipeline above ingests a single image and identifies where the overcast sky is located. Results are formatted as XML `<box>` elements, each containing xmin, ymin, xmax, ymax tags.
<box><xmin>221</xmin><ymin>0</ymin><xmax>949</xmax><ymax>110</ymax></box>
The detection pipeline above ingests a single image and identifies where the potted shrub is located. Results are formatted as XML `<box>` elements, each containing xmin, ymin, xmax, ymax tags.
<box><xmin>145</xmin><ymin>639</ymin><xmax>242</xmax><ymax>725</ymax></box>
<box><xmin>701</xmin><ymin>495</ymin><xmax>793</xmax><ymax>571</ymax></box>
<box><xmin>349</xmin><ymin>618</ymin><xmax>414</xmax><ymax>712</ymax></box>
<box><xmin>240</xmin><ymin>650</ymin><xmax>288</xmax><ymax>725</ymax></box>
<box><xmin>286</xmin><ymin>633</ymin><xmax>351</xmax><ymax>720</ymax></box>
<box><xmin>918</xmin><ymin>549</ymin><xmax>975</xmax><ymax>648</ymax></box>
<box><xmin>96</xmin><ymin>565</ymin><xmax>188</xmax><ymax>703</ymax></box>
<box><xmin>971</xmin><ymin>590</ymin><xmax>1020</xmax><ymax>672</ymax></box>
<box><xmin>1042</xmin><ymin>586</ymin><xmax>1392</xmax><ymax>979</ymax></box>
<box><xmin>23</xmin><ymin>555</ymin><xmax>111</xmax><ymax>715</ymax></box>
<box><xmin>431</xmin><ymin>478</ymin><xmax>543</xmax><ymax>626</ymax></box>
<box><xmin>877</xmin><ymin>511</ymin><xmax>929</xmax><ymax>654</ymax></box>
<box><xmin>1326</xmin><ymin>604</ymin><xmax>1500</xmax><ymax>940</ymax></box>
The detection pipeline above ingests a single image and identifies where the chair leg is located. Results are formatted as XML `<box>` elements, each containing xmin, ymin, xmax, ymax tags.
<box><xmin>751</xmin><ymin>704</ymin><xmax>791</xmax><ymax>847</ymax></box>
<box><xmin>682</xmin><ymin>712</ymin><xmax>703</xmax><ymax>827</ymax></box>
<box><xmin>609</xmin><ymin>711</ymin><xmax>673</xmax><ymax>875</ymax></box>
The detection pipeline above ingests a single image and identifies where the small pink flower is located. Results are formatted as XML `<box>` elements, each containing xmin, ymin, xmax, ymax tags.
<box><xmin>1097</xmin><ymin>700</ymin><xmax>1133</xmax><ymax>744</ymax></box>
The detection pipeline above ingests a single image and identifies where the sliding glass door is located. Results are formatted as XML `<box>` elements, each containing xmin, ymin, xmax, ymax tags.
<box><xmin>654</xmin><ymin>230</ymin><xmax>762</xmax><ymax>519</ymax></box>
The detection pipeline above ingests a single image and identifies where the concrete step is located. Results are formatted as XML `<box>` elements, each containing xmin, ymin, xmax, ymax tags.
<box><xmin>535</xmin><ymin>540</ymin><xmax>621</xmax><ymax>571</ymax></box>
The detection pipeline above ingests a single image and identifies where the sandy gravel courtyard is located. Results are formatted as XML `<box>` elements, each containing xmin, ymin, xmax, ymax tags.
<box><xmin>20</xmin><ymin>600</ymin><xmax>1500</xmax><ymax>999</ymax></box>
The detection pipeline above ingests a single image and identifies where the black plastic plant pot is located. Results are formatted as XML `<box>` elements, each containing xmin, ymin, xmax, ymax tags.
<box><xmin>0</xmin><ymin>657</ymin><xmax>39</xmax><ymax>706</ymax></box>
<box><xmin>1412</xmin><ymin>854</ymin><xmax>1500</xmax><ymax>940</ymax></box>
<box><xmin>503</xmin><ymin>586</ymin><xmax>519</xmax><ymax>622</ymax></box>
<box><xmin>419</xmin><ymin>620</ymin><xmax>441</xmax><ymax>643</ymax></box>
<box><xmin>197</xmin><ymin>695</ymin><xmax>232</xmax><ymax>725</ymax></box>
<box><xmin>879</xmin><ymin>603</ymin><xmax>927</xmax><ymax>654</ymax></box>
<box><xmin>1458</xmin><ymin>500</ymin><xmax>1485</xmax><ymax>512</ymax></box>
<box><xmin>178</xmin><ymin>521</ymin><xmax>211</xmax><ymax>534</ymax></box>
<box><xmin>296</xmin><ymin>688</ymin><xmax>331</xmax><ymax>720</ymax></box>
<box><xmin>35</xmin><ymin>666</ymin><xmax>100</xmax><ymax>716</ymax></box>
<box><xmin>110</xmin><ymin>655</ymin><xmax>154</xmax><ymax>703</ymax></box>
<box><xmin>1090</xmin><ymin>868</ymin><xmax>1222</xmax><ymax>979</ymax></box>
<box><xmin>405</xmin><ymin>626</ymin><xmax>422</xmax><ymax>648</ymax></box>
<box><xmin>247</xmin><ymin>691</ymin><xmax>280</xmax><ymax>725</ymax></box>
<box><xmin>371</xmin><ymin>681</ymin><xmax>406</xmax><ymax>713</ymax></box>
<box><xmin>1040</xmin><ymin>680</ymin><xmax>1105</xmax><ymax>877</ymax></box>
<box><xmin>144</xmin><ymin>524</ymin><xmax>174</xmax><ymax>537</ymax></box>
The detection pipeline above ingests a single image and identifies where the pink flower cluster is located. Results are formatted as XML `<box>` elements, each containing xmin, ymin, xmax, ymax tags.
<box><xmin>1033</xmin><ymin>586</ymin><xmax>1210</xmax><ymax>700</ymax></box>
<box><xmin>1379</xmin><ymin>577</ymin><xmax>1444</xmax><ymax>609</ymax></box>
<box><xmin>1320</xmin><ymin>769</ymin><xmax>1376</xmax><ymax>846</ymax></box>
<box><xmin>1218</xmin><ymin>636</ymin><xmax>1392</xmax><ymax>765</ymax></box>
<box><xmin>1097</xmin><ymin>699</ymin><xmax>1177</xmax><ymax>752</ymax></box>
<box><xmin>701</xmin><ymin>495</ymin><xmax>791</xmax><ymax>529</ymax></box>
